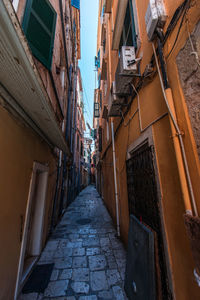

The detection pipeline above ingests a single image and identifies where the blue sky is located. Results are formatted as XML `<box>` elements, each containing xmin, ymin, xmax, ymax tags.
<box><xmin>79</xmin><ymin>0</ymin><xmax>99</xmax><ymax>131</ymax></box>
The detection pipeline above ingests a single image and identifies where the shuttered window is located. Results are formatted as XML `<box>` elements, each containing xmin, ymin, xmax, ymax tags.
<box><xmin>71</xmin><ymin>0</ymin><xmax>80</xmax><ymax>10</ymax></box>
<box><xmin>94</xmin><ymin>103</ymin><xmax>100</xmax><ymax>118</ymax></box>
<box><xmin>22</xmin><ymin>0</ymin><xmax>57</xmax><ymax>70</ymax></box>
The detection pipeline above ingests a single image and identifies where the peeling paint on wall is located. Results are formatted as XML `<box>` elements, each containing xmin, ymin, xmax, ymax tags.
<box><xmin>176</xmin><ymin>21</ymin><xmax>200</xmax><ymax>160</ymax></box>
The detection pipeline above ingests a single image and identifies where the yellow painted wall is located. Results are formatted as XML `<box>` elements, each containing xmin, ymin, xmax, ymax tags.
<box><xmin>0</xmin><ymin>104</ymin><xmax>57</xmax><ymax>299</ymax></box>
<box><xmin>97</xmin><ymin>0</ymin><xmax>200</xmax><ymax>299</ymax></box>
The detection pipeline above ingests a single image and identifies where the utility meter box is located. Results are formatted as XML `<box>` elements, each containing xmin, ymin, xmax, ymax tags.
<box><xmin>145</xmin><ymin>0</ymin><xmax>166</xmax><ymax>41</ymax></box>
<box><xmin>120</xmin><ymin>46</ymin><xmax>137</xmax><ymax>75</ymax></box>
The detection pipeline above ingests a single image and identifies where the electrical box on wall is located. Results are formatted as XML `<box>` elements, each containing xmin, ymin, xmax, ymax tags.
<box><xmin>145</xmin><ymin>0</ymin><xmax>167</xmax><ymax>41</ymax></box>
<box><xmin>120</xmin><ymin>46</ymin><xmax>137</xmax><ymax>75</ymax></box>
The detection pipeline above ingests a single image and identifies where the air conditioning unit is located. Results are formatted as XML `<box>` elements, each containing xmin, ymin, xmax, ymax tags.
<box><xmin>114</xmin><ymin>46</ymin><xmax>138</xmax><ymax>96</ymax></box>
<box><xmin>145</xmin><ymin>0</ymin><xmax>166</xmax><ymax>41</ymax></box>
<box><xmin>108</xmin><ymin>89</ymin><xmax>122</xmax><ymax>117</ymax></box>
<box><xmin>108</xmin><ymin>46</ymin><xmax>140</xmax><ymax>116</ymax></box>
<box><xmin>120</xmin><ymin>46</ymin><xmax>138</xmax><ymax>75</ymax></box>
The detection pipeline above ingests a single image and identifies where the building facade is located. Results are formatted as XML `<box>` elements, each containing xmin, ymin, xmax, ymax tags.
<box><xmin>84</xmin><ymin>137</ymin><xmax>93</xmax><ymax>185</ymax></box>
<box><xmin>94</xmin><ymin>0</ymin><xmax>200</xmax><ymax>299</ymax></box>
<box><xmin>73</xmin><ymin>67</ymin><xmax>86</xmax><ymax>193</ymax></box>
<box><xmin>0</xmin><ymin>0</ymin><xmax>81</xmax><ymax>298</ymax></box>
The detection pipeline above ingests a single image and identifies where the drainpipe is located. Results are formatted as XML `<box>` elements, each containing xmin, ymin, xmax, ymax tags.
<box><xmin>49</xmin><ymin>71</ymin><xmax>64</xmax><ymax>118</ymax></box>
<box><xmin>50</xmin><ymin>149</ymin><xmax>62</xmax><ymax>232</ymax></box>
<box><xmin>152</xmin><ymin>41</ymin><xmax>198</xmax><ymax>217</ymax></box>
<box><xmin>60</xmin><ymin>66</ymin><xmax>73</xmax><ymax>210</ymax></box>
<box><xmin>71</xmin><ymin>70</ymin><xmax>77</xmax><ymax>199</ymax></box>
<box><xmin>111</xmin><ymin>120</ymin><xmax>120</xmax><ymax>237</ymax></box>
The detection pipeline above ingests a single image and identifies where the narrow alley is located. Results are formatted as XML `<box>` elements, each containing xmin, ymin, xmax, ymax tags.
<box><xmin>1</xmin><ymin>0</ymin><xmax>200</xmax><ymax>299</ymax></box>
<box><xmin>19</xmin><ymin>186</ymin><xmax>127</xmax><ymax>300</ymax></box>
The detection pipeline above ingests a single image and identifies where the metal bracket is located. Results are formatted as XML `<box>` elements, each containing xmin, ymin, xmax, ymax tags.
<box><xmin>127</xmin><ymin>57</ymin><xmax>142</xmax><ymax>66</ymax></box>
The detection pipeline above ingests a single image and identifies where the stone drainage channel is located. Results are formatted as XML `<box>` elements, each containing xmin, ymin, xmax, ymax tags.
<box><xmin>19</xmin><ymin>185</ymin><xmax>128</xmax><ymax>300</ymax></box>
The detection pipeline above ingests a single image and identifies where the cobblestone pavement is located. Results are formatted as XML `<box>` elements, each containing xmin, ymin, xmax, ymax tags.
<box><xmin>19</xmin><ymin>185</ymin><xmax>128</xmax><ymax>300</ymax></box>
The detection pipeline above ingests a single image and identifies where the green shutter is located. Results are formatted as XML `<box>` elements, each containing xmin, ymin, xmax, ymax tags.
<box><xmin>22</xmin><ymin>0</ymin><xmax>57</xmax><ymax>69</ymax></box>
<box><xmin>97</xmin><ymin>50</ymin><xmax>100</xmax><ymax>68</ymax></box>
<box><xmin>129</xmin><ymin>0</ymin><xmax>137</xmax><ymax>48</ymax></box>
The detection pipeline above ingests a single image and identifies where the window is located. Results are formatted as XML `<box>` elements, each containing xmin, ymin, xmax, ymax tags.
<box><xmin>22</xmin><ymin>0</ymin><xmax>57</xmax><ymax>70</ymax></box>
<box><xmin>120</xmin><ymin>0</ymin><xmax>137</xmax><ymax>49</ymax></box>
<box><xmin>98</xmin><ymin>73</ymin><xmax>101</xmax><ymax>89</ymax></box>
<box><xmin>94</xmin><ymin>103</ymin><xmax>100</xmax><ymax>118</ymax></box>
<box><xmin>99</xmin><ymin>91</ymin><xmax>102</xmax><ymax>109</ymax></box>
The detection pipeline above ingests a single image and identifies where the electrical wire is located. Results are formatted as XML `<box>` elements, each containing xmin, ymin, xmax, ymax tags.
<box><xmin>186</xmin><ymin>19</ymin><xmax>200</xmax><ymax>67</ymax></box>
<box><xmin>166</xmin><ymin>1</ymin><xmax>190</xmax><ymax>59</ymax></box>
<box><xmin>117</xmin><ymin>83</ymin><xmax>168</xmax><ymax>174</ymax></box>
<box><xmin>82</xmin><ymin>80</ymin><xmax>93</xmax><ymax>126</ymax></box>
<box><xmin>152</xmin><ymin>42</ymin><xmax>198</xmax><ymax>217</ymax></box>
<box><xmin>102</xmin><ymin>0</ymin><xmax>193</xmax><ymax>161</ymax></box>
<box><xmin>163</xmin><ymin>0</ymin><xmax>189</xmax><ymax>44</ymax></box>
<box><xmin>120</xmin><ymin>107</ymin><xmax>138</xmax><ymax>127</ymax></box>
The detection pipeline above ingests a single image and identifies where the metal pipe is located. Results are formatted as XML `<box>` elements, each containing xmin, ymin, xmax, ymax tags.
<box><xmin>49</xmin><ymin>70</ymin><xmax>64</xmax><ymax>118</ymax></box>
<box><xmin>111</xmin><ymin>120</ymin><xmax>120</xmax><ymax>237</ymax></box>
<box><xmin>152</xmin><ymin>42</ymin><xmax>198</xmax><ymax>216</ymax></box>
<box><xmin>50</xmin><ymin>156</ymin><xmax>62</xmax><ymax>232</ymax></box>
<box><xmin>157</xmin><ymin>38</ymin><xmax>169</xmax><ymax>89</ymax></box>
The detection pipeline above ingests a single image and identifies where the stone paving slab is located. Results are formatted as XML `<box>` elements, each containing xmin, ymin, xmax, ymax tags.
<box><xmin>88</xmin><ymin>255</ymin><xmax>107</xmax><ymax>271</ymax></box>
<box><xmin>72</xmin><ymin>268</ymin><xmax>89</xmax><ymax>281</ymax></box>
<box><xmin>44</xmin><ymin>280</ymin><xmax>69</xmax><ymax>297</ymax></box>
<box><xmin>90</xmin><ymin>271</ymin><xmax>108</xmax><ymax>291</ymax></box>
<box><xmin>19</xmin><ymin>185</ymin><xmax>128</xmax><ymax>299</ymax></box>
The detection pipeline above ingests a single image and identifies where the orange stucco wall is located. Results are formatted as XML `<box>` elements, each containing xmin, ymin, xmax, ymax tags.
<box><xmin>0</xmin><ymin>1</ymin><xmax>81</xmax><ymax>299</ymax></box>
<box><xmin>96</xmin><ymin>0</ymin><xmax>200</xmax><ymax>299</ymax></box>
<box><xmin>0</xmin><ymin>103</ymin><xmax>57</xmax><ymax>299</ymax></box>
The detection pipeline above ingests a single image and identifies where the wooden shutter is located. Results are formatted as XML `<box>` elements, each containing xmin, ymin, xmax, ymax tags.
<box><xmin>71</xmin><ymin>0</ymin><xmax>80</xmax><ymax>10</ymax></box>
<box><xmin>94</xmin><ymin>102</ymin><xmax>100</xmax><ymax>118</ymax></box>
<box><xmin>22</xmin><ymin>0</ymin><xmax>57</xmax><ymax>70</ymax></box>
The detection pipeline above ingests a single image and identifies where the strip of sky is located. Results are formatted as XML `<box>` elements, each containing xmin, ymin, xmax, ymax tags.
<box><xmin>79</xmin><ymin>0</ymin><xmax>99</xmax><ymax>131</ymax></box>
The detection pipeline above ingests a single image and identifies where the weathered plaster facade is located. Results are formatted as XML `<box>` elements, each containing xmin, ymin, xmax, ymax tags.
<box><xmin>94</xmin><ymin>0</ymin><xmax>200</xmax><ymax>299</ymax></box>
<box><xmin>0</xmin><ymin>0</ymin><xmax>81</xmax><ymax>299</ymax></box>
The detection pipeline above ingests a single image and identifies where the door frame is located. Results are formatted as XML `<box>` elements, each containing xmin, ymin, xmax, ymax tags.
<box><xmin>126</xmin><ymin>127</ymin><xmax>175</xmax><ymax>299</ymax></box>
<box><xmin>14</xmin><ymin>162</ymin><xmax>49</xmax><ymax>300</ymax></box>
